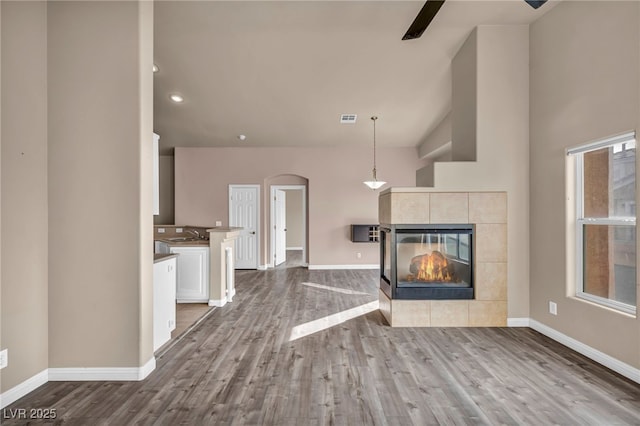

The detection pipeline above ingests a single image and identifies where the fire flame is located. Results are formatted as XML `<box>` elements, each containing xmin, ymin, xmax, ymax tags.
<box><xmin>408</xmin><ymin>251</ymin><xmax>454</xmax><ymax>283</ymax></box>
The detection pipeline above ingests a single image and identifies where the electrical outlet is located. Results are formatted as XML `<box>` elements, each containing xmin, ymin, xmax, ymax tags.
<box><xmin>0</xmin><ymin>349</ymin><xmax>8</xmax><ymax>369</ymax></box>
<box><xmin>158</xmin><ymin>228</ymin><xmax>165</xmax><ymax>233</ymax></box>
<box><xmin>176</xmin><ymin>228</ymin><xmax>183</xmax><ymax>233</ymax></box>
<box><xmin>356</xmin><ymin>252</ymin><xmax>362</xmax><ymax>259</ymax></box>
<box><xmin>216</xmin><ymin>221</ymin><xmax>222</xmax><ymax>227</ymax></box>
<box><xmin>549</xmin><ymin>301</ymin><xmax>558</xmax><ymax>315</ymax></box>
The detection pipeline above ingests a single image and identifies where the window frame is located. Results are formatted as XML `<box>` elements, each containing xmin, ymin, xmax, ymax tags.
<box><xmin>572</xmin><ymin>132</ymin><xmax>637</xmax><ymax>315</ymax></box>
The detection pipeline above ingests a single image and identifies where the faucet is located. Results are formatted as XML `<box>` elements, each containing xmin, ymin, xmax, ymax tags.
<box><xmin>188</xmin><ymin>229</ymin><xmax>201</xmax><ymax>239</ymax></box>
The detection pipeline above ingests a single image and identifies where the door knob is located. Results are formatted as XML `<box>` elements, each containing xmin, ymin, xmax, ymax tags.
<box><xmin>250</xmin><ymin>231</ymin><xmax>256</xmax><ymax>235</ymax></box>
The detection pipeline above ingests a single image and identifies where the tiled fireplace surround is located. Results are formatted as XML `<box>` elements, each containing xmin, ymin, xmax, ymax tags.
<box><xmin>378</xmin><ymin>189</ymin><xmax>507</xmax><ymax>327</ymax></box>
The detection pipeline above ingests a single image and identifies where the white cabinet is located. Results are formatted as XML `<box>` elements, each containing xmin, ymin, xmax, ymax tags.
<box><xmin>171</xmin><ymin>246</ymin><xmax>210</xmax><ymax>302</ymax></box>
<box><xmin>153</xmin><ymin>257</ymin><xmax>177</xmax><ymax>351</ymax></box>
<box><xmin>153</xmin><ymin>133</ymin><xmax>160</xmax><ymax>215</ymax></box>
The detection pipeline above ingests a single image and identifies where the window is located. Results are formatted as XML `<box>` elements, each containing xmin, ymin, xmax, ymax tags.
<box><xmin>570</xmin><ymin>132</ymin><xmax>636</xmax><ymax>314</ymax></box>
<box><xmin>445</xmin><ymin>234</ymin><xmax>470</xmax><ymax>262</ymax></box>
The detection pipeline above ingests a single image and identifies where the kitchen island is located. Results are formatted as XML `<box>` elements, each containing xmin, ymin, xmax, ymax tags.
<box><xmin>154</xmin><ymin>225</ymin><xmax>241</xmax><ymax>307</ymax></box>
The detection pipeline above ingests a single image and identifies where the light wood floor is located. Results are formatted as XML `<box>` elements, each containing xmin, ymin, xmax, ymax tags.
<box><xmin>276</xmin><ymin>249</ymin><xmax>305</xmax><ymax>269</ymax></box>
<box><xmin>6</xmin><ymin>267</ymin><xmax>640</xmax><ymax>425</ymax></box>
<box><xmin>171</xmin><ymin>303</ymin><xmax>212</xmax><ymax>340</ymax></box>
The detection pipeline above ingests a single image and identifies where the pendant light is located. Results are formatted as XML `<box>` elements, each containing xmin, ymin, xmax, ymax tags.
<box><xmin>363</xmin><ymin>116</ymin><xmax>386</xmax><ymax>190</ymax></box>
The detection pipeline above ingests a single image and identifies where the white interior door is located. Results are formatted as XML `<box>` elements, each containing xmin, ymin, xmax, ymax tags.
<box><xmin>274</xmin><ymin>189</ymin><xmax>287</xmax><ymax>266</ymax></box>
<box><xmin>229</xmin><ymin>185</ymin><xmax>259</xmax><ymax>269</ymax></box>
<box><xmin>270</xmin><ymin>185</ymin><xmax>307</xmax><ymax>268</ymax></box>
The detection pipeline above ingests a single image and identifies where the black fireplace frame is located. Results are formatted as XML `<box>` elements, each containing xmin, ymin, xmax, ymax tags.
<box><xmin>380</xmin><ymin>223</ymin><xmax>475</xmax><ymax>300</ymax></box>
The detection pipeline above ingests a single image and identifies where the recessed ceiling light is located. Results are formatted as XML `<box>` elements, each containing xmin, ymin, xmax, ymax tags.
<box><xmin>153</xmin><ymin>64</ymin><xmax>159</xmax><ymax>73</ymax></box>
<box><xmin>238</xmin><ymin>134</ymin><xmax>247</xmax><ymax>141</ymax></box>
<box><xmin>170</xmin><ymin>94</ymin><xmax>184</xmax><ymax>103</ymax></box>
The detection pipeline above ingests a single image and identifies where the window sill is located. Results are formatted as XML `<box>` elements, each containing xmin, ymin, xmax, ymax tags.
<box><xmin>572</xmin><ymin>293</ymin><xmax>637</xmax><ymax>318</ymax></box>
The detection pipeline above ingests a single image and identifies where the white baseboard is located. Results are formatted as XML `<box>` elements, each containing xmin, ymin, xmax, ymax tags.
<box><xmin>308</xmin><ymin>264</ymin><xmax>379</xmax><ymax>270</ymax></box>
<box><xmin>138</xmin><ymin>357</ymin><xmax>156</xmax><ymax>380</ymax></box>
<box><xmin>286</xmin><ymin>247</ymin><xmax>303</xmax><ymax>251</ymax></box>
<box><xmin>257</xmin><ymin>264</ymin><xmax>268</xmax><ymax>271</ymax></box>
<box><xmin>530</xmin><ymin>319</ymin><xmax>640</xmax><ymax>384</ymax></box>
<box><xmin>209</xmin><ymin>298</ymin><xmax>227</xmax><ymax>307</ymax></box>
<box><xmin>49</xmin><ymin>356</ymin><xmax>156</xmax><ymax>381</ymax></box>
<box><xmin>507</xmin><ymin>317</ymin><xmax>530</xmax><ymax>327</ymax></box>
<box><xmin>0</xmin><ymin>369</ymin><xmax>48</xmax><ymax>409</ymax></box>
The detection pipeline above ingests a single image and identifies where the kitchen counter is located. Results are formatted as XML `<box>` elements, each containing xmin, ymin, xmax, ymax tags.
<box><xmin>154</xmin><ymin>253</ymin><xmax>179</xmax><ymax>263</ymax></box>
<box><xmin>154</xmin><ymin>225</ymin><xmax>211</xmax><ymax>247</ymax></box>
<box><xmin>155</xmin><ymin>237</ymin><xmax>210</xmax><ymax>247</ymax></box>
<box><xmin>206</xmin><ymin>227</ymin><xmax>243</xmax><ymax>233</ymax></box>
<box><xmin>156</xmin><ymin>227</ymin><xmax>241</xmax><ymax>249</ymax></box>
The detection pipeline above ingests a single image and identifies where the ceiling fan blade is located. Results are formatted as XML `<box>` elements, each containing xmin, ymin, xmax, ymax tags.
<box><xmin>524</xmin><ymin>0</ymin><xmax>547</xmax><ymax>9</ymax></box>
<box><xmin>402</xmin><ymin>0</ymin><xmax>446</xmax><ymax>41</ymax></box>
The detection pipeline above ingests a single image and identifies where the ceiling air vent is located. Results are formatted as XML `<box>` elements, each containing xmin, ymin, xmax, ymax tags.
<box><xmin>340</xmin><ymin>114</ymin><xmax>357</xmax><ymax>124</ymax></box>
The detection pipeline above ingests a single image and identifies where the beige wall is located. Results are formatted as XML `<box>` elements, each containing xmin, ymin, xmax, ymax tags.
<box><xmin>154</xmin><ymin>155</ymin><xmax>175</xmax><ymax>225</ymax></box>
<box><xmin>415</xmin><ymin>112</ymin><xmax>452</xmax><ymax>187</ymax></box>
<box><xmin>137</xmin><ymin>0</ymin><xmax>154</xmax><ymax>368</ymax></box>
<box><xmin>0</xmin><ymin>0</ymin><xmax>3</xmax><ymax>393</ymax></box>
<box><xmin>417</xmin><ymin>112</ymin><xmax>451</xmax><ymax>160</ymax></box>
<box><xmin>424</xmin><ymin>25</ymin><xmax>530</xmax><ymax>319</ymax></box>
<box><xmin>285</xmin><ymin>189</ymin><xmax>304</xmax><ymax>249</ymax></box>
<box><xmin>175</xmin><ymin>147</ymin><xmax>423</xmax><ymax>266</ymax></box>
<box><xmin>451</xmin><ymin>29</ymin><xmax>477</xmax><ymax>162</ymax></box>
<box><xmin>0</xmin><ymin>0</ymin><xmax>155</xmax><ymax>395</ymax></box>
<box><xmin>0</xmin><ymin>1</ymin><xmax>49</xmax><ymax>392</ymax></box>
<box><xmin>47</xmin><ymin>1</ymin><xmax>154</xmax><ymax>368</ymax></box>
<box><xmin>530</xmin><ymin>1</ymin><xmax>640</xmax><ymax>367</ymax></box>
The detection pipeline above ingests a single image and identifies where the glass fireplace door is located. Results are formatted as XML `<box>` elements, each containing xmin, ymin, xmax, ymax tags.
<box><xmin>380</xmin><ymin>224</ymin><xmax>474</xmax><ymax>300</ymax></box>
<box><xmin>396</xmin><ymin>228</ymin><xmax>472</xmax><ymax>288</ymax></box>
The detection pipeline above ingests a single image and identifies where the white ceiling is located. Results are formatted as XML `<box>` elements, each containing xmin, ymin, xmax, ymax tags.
<box><xmin>153</xmin><ymin>1</ymin><xmax>555</xmax><ymax>154</ymax></box>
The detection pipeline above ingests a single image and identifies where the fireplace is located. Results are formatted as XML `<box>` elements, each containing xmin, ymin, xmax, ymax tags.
<box><xmin>380</xmin><ymin>224</ymin><xmax>474</xmax><ymax>300</ymax></box>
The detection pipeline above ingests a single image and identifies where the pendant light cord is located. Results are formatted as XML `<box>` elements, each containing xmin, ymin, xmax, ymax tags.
<box><xmin>363</xmin><ymin>115</ymin><xmax>385</xmax><ymax>189</ymax></box>
<box><xmin>371</xmin><ymin>116</ymin><xmax>378</xmax><ymax>179</ymax></box>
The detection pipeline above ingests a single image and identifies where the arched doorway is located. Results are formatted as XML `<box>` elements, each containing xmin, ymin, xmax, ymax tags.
<box><xmin>265</xmin><ymin>174</ymin><xmax>309</xmax><ymax>268</ymax></box>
